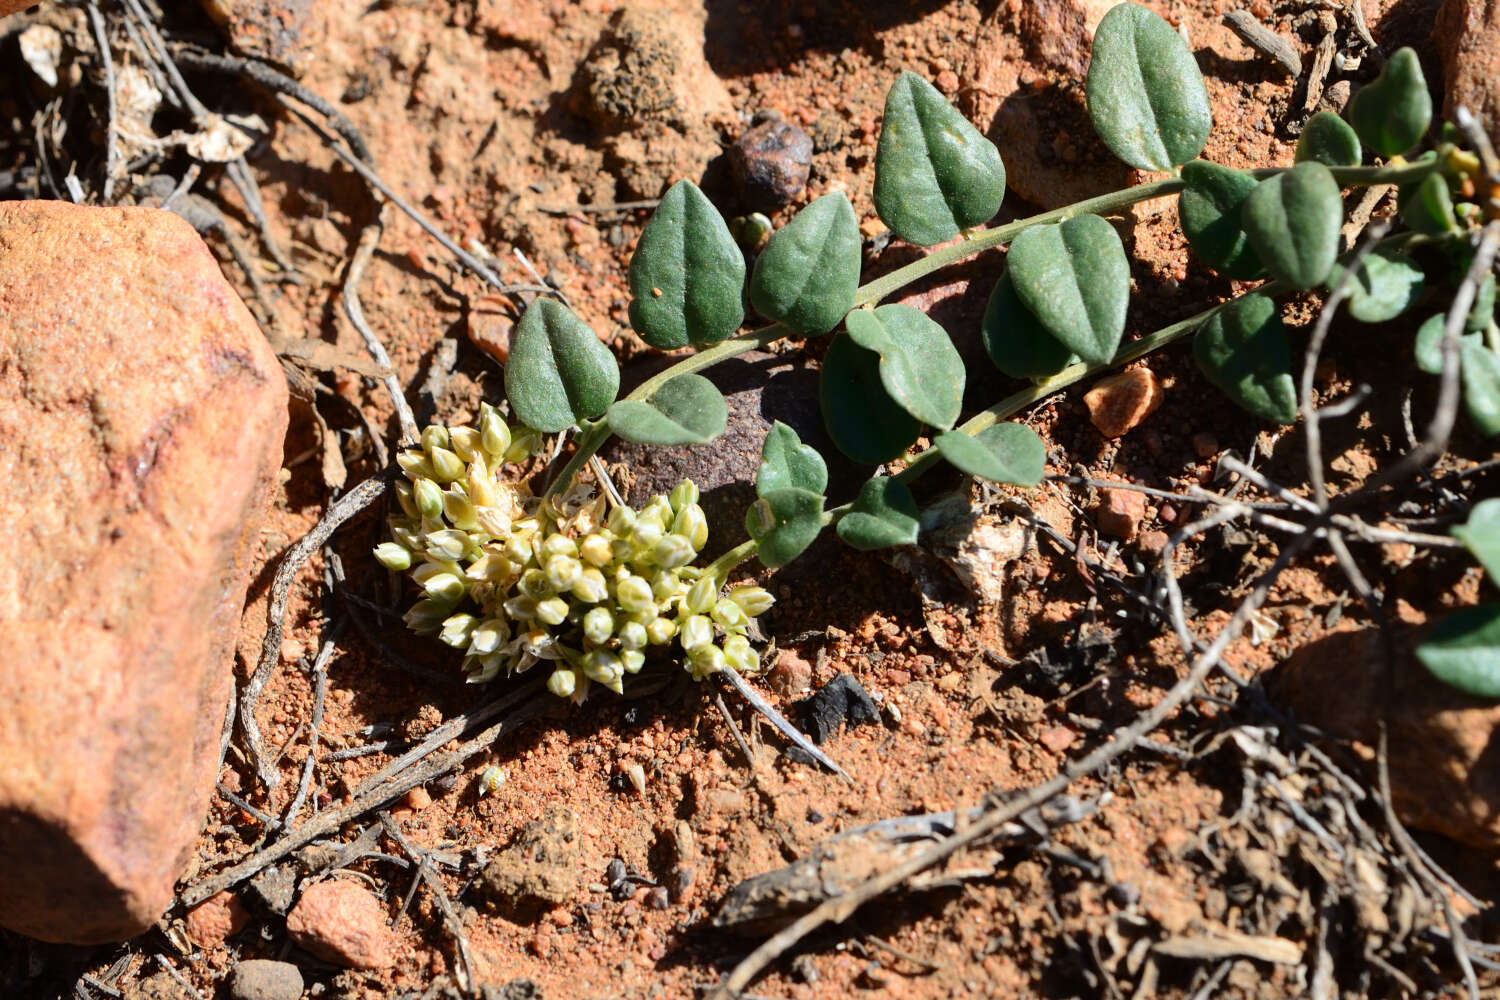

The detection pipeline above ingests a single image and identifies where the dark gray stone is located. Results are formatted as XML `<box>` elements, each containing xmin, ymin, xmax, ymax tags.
<box><xmin>730</xmin><ymin>113</ymin><xmax>814</xmax><ymax>210</ymax></box>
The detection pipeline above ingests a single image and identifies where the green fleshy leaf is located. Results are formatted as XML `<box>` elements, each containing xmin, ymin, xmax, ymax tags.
<box><xmin>1462</xmin><ymin>339</ymin><xmax>1500</xmax><ymax>437</ymax></box>
<box><xmin>748</xmin><ymin>192</ymin><xmax>861</xmax><ymax>336</ymax></box>
<box><xmin>756</xmin><ymin>420</ymin><xmax>828</xmax><ymax>497</ymax></box>
<box><xmin>934</xmin><ymin>423</ymin><xmax>1047</xmax><ymax>486</ymax></box>
<box><xmin>605</xmin><ymin>373</ymin><xmax>727</xmax><ymax>445</ymax></box>
<box><xmin>1241</xmin><ymin>161</ymin><xmax>1342</xmax><ymax>290</ymax></box>
<box><xmin>1414</xmin><ymin>313</ymin><xmax>1482</xmax><ymax>375</ymax></box>
<box><xmin>836</xmin><ymin>477</ymin><xmax>920</xmax><ymax>550</ymax></box>
<box><xmin>1453</xmin><ymin>498</ymin><xmax>1500</xmax><ymax>581</ymax></box>
<box><xmin>844</xmin><ymin>305</ymin><xmax>964</xmax><ymax>429</ymax></box>
<box><xmin>1398</xmin><ymin>171</ymin><xmax>1458</xmax><ymax>235</ymax></box>
<box><xmin>1085</xmin><ymin>2</ymin><xmax>1212</xmax><ymax>170</ymax></box>
<box><xmin>627</xmin><ymin>180</ymin><xmax>745</xmax><ymax>350</ymax></box>
<box><xmin>506</xmin><ymin>298</ymin><xmax>620</xmax><ymax>433</ymax></box>
<box><xmin>1470</xmin><ymin>275</ymin><xmax>1497</xmax><ymax>332</ymax></box>
<box><xmin>1330</xmin><ymin>249</ymin><xmax>1424</xmax><ymax>323</ymax></box>
<box><xmin>874</xmin><ymin>71</ymin><xmax>1007</xmax><ymax>247</ymax></box>
<box><xmin>819</xmin><ymin>332</ymin><xmax>923</xmax><ymax>464</ymax></box>
<box><xmin>1007</xmin><ymin>214</ymin><xmax>1130</xmax><ymax>365</ymax></box>
<box><xmin>1296</xmin><ymin>110</ymin><xmax>1362</xmax><ymax>167</ymax></box>
<box><xmin>1178</xmin><ymin>160</ymin><xmax>1265</xmax><ymax>280</ymax></box>
<box><xmin>980</xmin><ymin>269</ymin><xmax>1078</xmax><ymax>379</ymax></box>
<box><xmin>745</xmin><ymin>487</ymin><xmax>825</xmax><ymax>568</ymax></box>
<box><xmin>1417</xmin><ymin>604</ymin><xmax>1500</xmax><ymax>698</ymax></box>
<box><xmin>1346</xmin><ymin>47</ymin><xmax>1432</xmax><ymax>158</ymax></box>
<box><xmin>1192</xmin><ymin>293</ymin><xmax>1298</xmax><ymax>423</ymax></box>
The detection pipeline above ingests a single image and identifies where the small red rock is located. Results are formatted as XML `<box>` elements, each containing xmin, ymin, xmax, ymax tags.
<box><xmin>403</xmin><ymin>786</ymin><xmax>432</xmax><ymax>812</ymax></box>
<box><xmin>286</xmin><ymin>880</ymin><xmax>393</xmax><ymax>970</ymax></box>
<box><xmin>769</xmin><ymin>649</ymin><xmax>812</xmax><ymax>696</ymax></box>
<box><xmin>184</xmin><ymin>890</ymin><xmax>248</xmax><ymax>949</ymax></box>
<box><xmin>1083</xmin><ymin>367</ymin><xmax>1164</xmax><ymax>438</ymax></box>
<box><xmin>1038</xmin><ymin>726</ymin><xmax>1077</xmax><ymax>753</ymax></box>
<box><xmin>1096</xmin><ymin>487</ymin><xmax>1147</xmax><ymax>541</ymax></box>
<box><xmin>1137</xmin><ymin>530</ymin><xmax>1171</xmax><ymax>556</ymax></box>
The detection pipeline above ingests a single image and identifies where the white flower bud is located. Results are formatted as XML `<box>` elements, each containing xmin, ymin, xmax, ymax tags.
<box><xmin>520</xmin><ymin>568</ymin><xmax>553</xmax><ymax>598</ymax></box>
<box><xmin>429</xmin><ymin>446</ymin><xmax>465</xmax><ymax>483</ymax></box>
<box><xmin>669</xmin><ymin>478</ymin><xmax>700</xmax><ymax>513</ymax></box>
<box><xmin>469</xmin><ymin>617</ymin><xmax>510</xmax><ymax>655</ymax></box>
<box><xmin>583</xmin><ymin>649</ymin><xmax>625</xmax><ymax>689</ymax></box>
<box><xmin>650</xmin><ymin>568</ymin><xmax>682</xmax><ymax>602</ymax></box>
<box><xmin>679</xmin><ymin>614</ymin><xmax>713</xmax><ymax>651</ymax></box>
<box><xmin>723</xmin><ymin>634</ymin><xmax>759</xmax><ymax>673</ymax></box>
<box><xmin>535</xmin><ymin>597</ymin><xmax>569</xmax><ymax>626</ymax></box>
<box><xmin>684</xmin><ymin>577</ymin><xmax>717</xmax><ymax>615</ymax></box>
<box><xmin>646</xmin><ymin>616</ymin><xmax>677</xmax><ymax>645</ymax></box>
<box><xmin>547</xmin><ymin>667</ymin><xmax>578</xmax><ymax>699</ymax></box>
<box><xmin>503</xmin><ymin>595</ymin><xmax>537</xmax><ymax>620</ymax></box>
<box><xmin>476</xmin><ymin>506</ymin><xmax>513</xmax><ymax>539</ymax></box>
<box><xmin>616</xmin><ymin>575</ymin><xmax>655</xmax><ymax>615</ymax></box>
<box><xmin>545</xmin><ymin>554</ymin><xmax>583</xmax><ymax>592</ymax></box>
<box><xmin>467</xmin><ymin>460</ymin><xmax>499</xmax><ymax>508</ymax></box>
<box><xmin>712</xmin><ymin>598</ymin><xmax>749</xmax><ymax>631</ymax></box>
<box><xmin>688</xmin><ymin>643</ymin><xmax>726</xmax><ymax>679</ymax></box>
<box><xmin>652</xmin><ymin>534</ymin><xmax>696</xmax><ymax>570</ymax></box>
<box><xmin>476</xmin><ymin>764</ymin><xmax>507</xmax><ymax>796</ymax></box>
<box><xmin>424</xmin><ymin>528</ymin><xmax>470</xmax><ymax>562</ymax></box>
<box><xmin>629</xmin><ymin>520</ymin><xmax>664</xmax><ymax>556</ymax></box>
<box><xmin>727</xmin><ymin>585</ymin><xmax>775</xmax><ymax>617</ymax></box>
<box><xmin>571</xmin><ymin>567</ymin><xmax>609</xmax><ymax>604</ymax></box>
<box><xmin>442</xmin><ymin>490</ymin><xmax>479</xmax><ymax>530</ymax></box>
<box><xmin>390</xmin><ymin>523</ymin><xmax>423</xmax><ymax>551</ymax></box>
<box><xmin>616</xmin><ymin>620</ymin><xmax>648</xmax><ymax>650</ymax></box>
<box><xmin>414</xmin><ymin>477</ymin><xmax>444</xmax><ymax>520</ymax></box>
<box><xmin>583</xmin><ymin>606</ymin><xmax>615</xmax><ymax>645</ymax></box>
<box><xmin>639</xmin><ymin>497</ymin><xmax>673</xmax><ymax>531</ymax></box>
<box><xmin>403</xmin><ymin>598</ymin><xmax>452</xmax><ymax>634</ymax></box>
<box><xmin>440</xmin><ymin>612</ymin><xmax>478</xmax><ymax>648</ymax></box>
<box><xmin>421</xmin><ymin>424</ymin><xmax>450</xmax><ymax>454</ymax></box>
<box><xmin>672</xmin><ymin>504</ymin><xmax>709</xmax><ymax>550</ymax></box>
<box><xmin>540</xmin><ymin>534</ymin><xmax>578</xmax><ymax>560</ymax></box>
<box><xmin>422</xmin><ymin>572</ymin><xmax>466</xmax><ymax>604</ymax></box>
<box><xmin>394</xmin><ymin>480</ymin><xmax>419</xmax><ymax>519</ymax></box>
<box><xmin>520</xmin><ymin>629</ymin><xmax>556</xmax><ymax>659</ymax></box>
<box><xmin>397</xmin><ymin>449</ymin><xmax>437</xmax><ymax>481</ymax></box>
<box><xmin>579</xmin><ymin>533</ymin><xmax>614</xmax><ymax>567</ymax></box>
<box><xmin>479</xmin><ymin>403</ymin><xmax>512</xmax><ymax>458</ymax></box>
<box><xmin>448</xmin><ymin>425</ymin><xmax>482</xmax><ymax>463</ymax></box>
<box><xmin>607</xmin><ymin>505</ymin><xmax>636</xmax><ymax>535</ymax></box>
<box><xmin>373</xmin><ymin>542</ymin><xmax>412</xmax><ymax>571</ymax></box>
<box><xmin>622</xmin><ymin>650</ymin><xmax>646</xmax><ymax>675</ymax></box>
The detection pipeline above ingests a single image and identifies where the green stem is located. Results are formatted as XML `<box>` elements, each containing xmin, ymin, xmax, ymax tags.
<box><xmin>544</xmin><ymin>419</ymin><xmax>610</xmax><ymax>503</ymax></box>
<box><xmin>702</xmin><ymin>539</ymin><xmax>760</xmax><ymax>586</ymax></box>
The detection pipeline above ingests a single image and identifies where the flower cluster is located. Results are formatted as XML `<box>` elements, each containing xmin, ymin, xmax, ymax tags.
<box><xmin>374</xmin><ymin>405</ymin><xmax>772</xmax><ymax>701</ymax></box>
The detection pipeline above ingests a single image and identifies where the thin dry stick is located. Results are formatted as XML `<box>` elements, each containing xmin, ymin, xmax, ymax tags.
<box><xmin>717</xmin><ymin>663</ymin><xmax>851</xmax><ymax>783</ymax></box>
<box><xmin>281</xmin><ymin>623</ymin><xmax>344</xmax><ymax>828</ymax></box>
<box><xmin>181</xmin><ymin>692</ymin><xmax>549</xmax><ymax>906</ymax></box>
<box><xmin>344</xmin><ymin>209</ymin><xmax>419</xmax><ymax>445</ymax></box>
<box><xmin>378</xmin><ymin>813</ymin><xmax>479</xmax><ymax>995</ymax></box>
<box><xmin>1222</xmin><ymin>10</ymin><xmax>1302</xmax><ymax>77</ymax></box>
<box><xmin>710</xmin><ymin>528</ymin><xmax>1314</xmax><ymax>998</ymax></box>
<box><xmin>712</xmin><ymin>687</ymin><xmax>756</xmax><ymax>768</ymax></box>
<box><xmin>240</xmin><ymin>474</ymin><xmax>389</xmax><ymax>794</ymax></box>
<box><xmin>83</xmin><ymin>0</ymin><xmax>117</xmax><ymax>203</ymax></box>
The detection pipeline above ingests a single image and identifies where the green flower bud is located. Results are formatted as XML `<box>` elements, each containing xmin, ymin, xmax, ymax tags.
<box><xmin>429</xmin><ymin>446</ymin><xmax>465</xmax><ymax>483</ymax></box>
<box><xmin>583</xmin><ymin>649</ymin><xmax>625</xmax><ymax>693</ymax></box>
<box><xmin>469</xmin><ymin>617</ymin><xmax>510</xmax><ymax>655</ymax></box>
<box><xmin>629</xmin><ymin>520</ymin><xmax>664</xmax><ymax>556</ymax></box>
<box><xmin>440</xmin><ymin>612</ymin><xmax>478</xmax><ymax>648</ymax></box>
<box><xmin>503</xmin><ymin>533</ymin><xmax>533</xmax><ymax>567</ymax></box>
<box><xmin>374</xmin><ymin>542</ymin><xmax>412</xmax><ymax>571</ymax></box>
<box><xmin>583</xmin><ymin>606</ymin><xmax>615</xmax><ymax>645</ymax></box>
<box><xmin>390</xmin><ymin>523</ymin><xmax>423</xmax><ymax>551</ymax></box>
<box><xmin>723</xmin><ymin>633</ymin><xmax>759</xmax><ymax>673</ymax></box>
<box><xmin>520</xmin><ymin>568</ymin><xmax>553</xmax><ymax>599</ymax></box>
<box><xmin>466</xmin><ymin>651</ymin><xmax>503</xmax><ymax>683</ymax></box>
<box><xmin>669</xmin><ymin>478</ymin><xmax>700</xmax><ymax>513</ymax></box>
<box><xmin>424</xmin><ymin>528</ymin><xmax>470</xmax><ymax>562</ymax></box>
<box><xmin>476</xmin><ymin>506</ymin><xmax>512</xmax><ymax>539</ymax></box>
<box><xmin>403</xmin><ymin>598</ymin><xmax>454</xmax><ymax>634</ymax></box>
<box><xmin>688</xmin><ymin>643</ymin><xmax>726</xmax><ymax>680</ymax></box>
<box><xmin>541</xmin><ymin>533</ymin><xmax>578</xmax><ymax>559</ymax></box>
<box><xmin>571</xmin><ymin>567</ymin><xmax>609</xmax><ymax>604</ymax></box>
<box><xmin>479</xmin><ymin>403</ymin><xmax>512</xmax><ymax>458</ymax></box>
<box><xmin>622</xmin><ymin>650</ymin><xmax>646</xmax><ymax>674</ymax></box>
<box><xmin>394</xmin><ymin>480</ymin><xmax>419</xmax><ymax>519</ymax></box>
<box><xmin>442</xmin><ymin>490</ymin><xmax>479</xmax><ymax>531</ymax></box>
<box><xmin>639</xmin><ymin>497</ymin><xmax>673</xmax><ymax>531</ymax></box>
<box><xmin>646</xmin><ymin>616</ymin><xmax>677</xmax><ymax>645</ymax></box>
<box><xmin>616</xmin><ymin>620</ymin><xmax>648</xmax><ymax>650</ymax></box>
<box><xmin>503</xmin><ymin>595</ymin><xmax>538</xmax><ymax>620</ymax></box>
<box><xmin>545</xmin><ymin>553</ymin><xmax>583</xmax><ymax>591</ymax></box>
<box><xmin>423</xmin><ymin>572</ymin><xmax>466</xmax><ymax>604</ymax></box>
<box><xmin>712</xmin><ymin>598</ymin><xmax>749</xmax><ymax>631</ymax></box>
<box><xmin>652</xmin><ymin>534</ymin><xmax>696</xmax><ymax>570</ymax></box>
<box><xmin>547</xmin><ymin>667</ymin><xmax>578</xmax><ymax>699</ymax></box>
<box><xmin>650</xmin><ymin>568</ymin><xmax>683</xmax><ymax>602</ymax></box>
<box><xmin>679</xmin><ymin>614</ymin><xmax>714</xmax><ymax>651</ymax></box>
<box><xmin>448</xmin><ymin>425</ymin><xmax>482</xmax><ymax>463</ymax></box>
<box><xmin>607</xmin><ymin>505</ymin><xmax>637</xmax><ymax>535</ymax></box>
<box><xmin>421</xmin><ymin>424</ymin><xmax>450</xmax><ymax>454</ymax></box>
<box><xmin>675</xmin><ymin>505</ymin><xmax>709</xmax><ymax>551</ymax></box>
<box><xmin>616</xmin><ymin>575</ymin><xmax>655</xmax><ymax>615</ymax></box>
<box><xmin>505</xmin><ymin>427</ymin><xmax>541</xmax><ymax>464</ymax></box>
<box><xmin>535</xmin><ymin>597</ymin><xmax>569</xmax><ymax>626</ymax></box>
<box><xmin>579</xmin><ymin>533</ymin><xmax>614</xmax><ymax>567</ymax></box>
<box><xmin>684</xmin><ymin>577</ymin><xmax>717</xmax><ymax>615</ymax></box>
<box><xmin>727</xmin><ymin>585</ymin><xmax>775</xmax><ymax>617</ymax></box>
<box><xmin>414</xmin><ymin>477</ymin><xmax>444</xmax><ymax>520</ymax></box>
<box><xmin>397</xmin><ymin>449</ymin><xmax>437</xmax><ymax>481</ymax></box>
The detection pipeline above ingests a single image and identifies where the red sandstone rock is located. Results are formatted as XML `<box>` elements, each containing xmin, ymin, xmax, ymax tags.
<box><xmin>0</xmin><ymin>201</ymin><xmax>287</xmax><ymax>943</ymax></box>
<box><xmin>286</xmin><ymin>880</ymin><xmax>395</xmax><ymax>969</ymax></box>
<box><xmin>184</xmin><ymin>890</ymin><xmax>250</xmax><ymax>949</ymax></box>
<box><xmin>1436</xmin><ymin>0</ymin><xmax>1500</xmax><ymax>147</ymax></box>
<box><xmin>1096</xmin><ymin>487</ymin><xmax>1148</xmax><ymax>541</ymax></box>
<box><xmin>0</xmin><ymin>1</ymin><xmax>34</xmax><ymax>18</ymax></box>
<box><xmin>1084</xmin><ymin>368</ymin><xmax>1165</xmax><ymax>438</ymax></box>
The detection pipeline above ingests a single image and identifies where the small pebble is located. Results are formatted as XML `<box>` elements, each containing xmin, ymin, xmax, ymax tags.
<box><xmin>769</xmin><ymin>649</ymin><xmax>812</xmax><ymax>696</ymax></box>
<box><xmin>229</xmin><ymin>959</ymin><xmax>304</xmax><ymax>1000</ymax></box>
<box><xmin>729</xmin><ymin>112</ymin><xmax>814</xmax><ymax>210</ymax></box>
<box><xmin>666</xmin><ymin>865</ymin><xmax>694</xmax><ymax>903</ymax></box>
<box><xmin>286</xmin><ymin>879</ymin><xmax>394</xmax><ymax>969</ymax></box>
<box><xmin>403</xmin><ymin>786</ymin><xmax>432</xmax><ymax>811</ymax></box>
<box><xmin>1096</xmin><ymin>488</ymin><xmax>1147</xmax><ymax>541</ymax></box>
<box><xmin>1083</xmin><ymin>367</ymin><xmax>1164</xmax><ymax>438</ymax></box>
<box><xmin>184</xmin><ymin>890</ymin><xmax>248</xmax><ymax>949</ymax></box>
<box><xmin>646</xmin><ymin>887</ymin><xmax>670</xmax><ymax>910</ymax></box>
